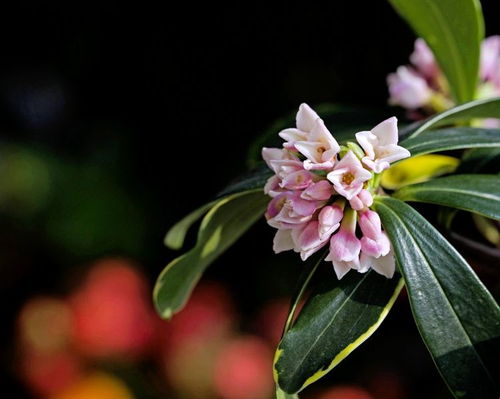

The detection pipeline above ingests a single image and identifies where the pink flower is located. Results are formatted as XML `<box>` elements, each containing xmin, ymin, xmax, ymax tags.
<box><xmin>301</xmin><ymin>180</ymin><xmax>334</xmax><ymax>201</ymax></box>
<box><xmin>387</xmin><ymin>66</ymin><xmax>432</xmax><ymax>110</ymax></box>
<box><xmin>326</xmin><ymin>209</ymin><xmax>361</xmax><ymax>279</ymax></box>
<box><xmin>294</xmin><ymin>119</ymin><xmax>340</xmax><ymax>170</ymax></box>
<box><xmin>410</xmin><ymin>39</ymin><xmax>439</xmax><ymax>79</ymax></box>
<box><xmin>355</xmin><ymin>117</ymin><xmax>411</xmax><ymax>173</ymax></box>
<box><xmin>481</xmin><ymin>35</ymin><xmax>500</xmax><ymax>84</ymax></box>
<box><xmin>278</xmin><ymin>103</ymin><xmax>319</xmax><ymax>150</ymax></box>
<box><xmin>326</xmin><ymin>151</ymin><xmax>372</xmax><ymax>200</ymax></box>
<box><xmin>266</xmin><ymin>192</ymin><xmax>317</xmax><ymax>229</ymax></box>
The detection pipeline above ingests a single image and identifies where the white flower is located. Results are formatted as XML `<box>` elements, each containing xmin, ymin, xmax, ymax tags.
<box><xmin>326</xmin><ymin>151</ymin><xmax>372</xmax><ymax>200</ymax></box>
<box><xmin>355</xmin><ymin>117</ymin><xmax>410</xmax><ymax>173</ymax></box>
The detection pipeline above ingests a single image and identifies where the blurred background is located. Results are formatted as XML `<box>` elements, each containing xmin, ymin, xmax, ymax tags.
<box><xmin>1</xmin><ymin>2</ymin><xmax>499</xmax><ymax>398</ymax></box>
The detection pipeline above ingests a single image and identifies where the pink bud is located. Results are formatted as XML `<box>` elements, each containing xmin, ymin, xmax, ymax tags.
<box><xmin>301</xmin><ymin>180</ymin><xmax>333</xmax><ymax>201</ymax></box>
<box><xmin>328</xmin><ymin>209</ymin><xmax>360</xmax><ymax>262</ymax></box>
<box><xmin>358</xmin><ymin>210</ymin><xmax>382</xmax><ymax>240</ymax></box>
<box><xmin>318</xmin><ymin>204</ymin><xmax>343</xmax><ymax>239</ymax></box>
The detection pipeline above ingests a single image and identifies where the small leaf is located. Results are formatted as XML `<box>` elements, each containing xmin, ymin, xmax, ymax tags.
<box><xmin>373</xmin><ymin>197</ymin><xmax>500</xmax><ymax>399</ymax></box>
<box><xmin>216</xmin><ymin>166</ymin><xmax>273</xmax><ymax>198</ymax></box>
<box><xmin>393</xmin><ymin>174</ymin><xmax>500</xmax><ymax>220</ymax></box>
<box><xmin>154</xmin><ymin>189</ymin><xmax>268</xmax><ymax>319</ymax></box>
<box><xmin>400</xmin><ymin>127</ymin><xmax>500</xmax><ymax>157</ymax></box>
<box><xmin>274</xmin><ymin>270</ymin><xmax>403</xmax><ymax>394</ymax></box>
<box><xmin>388</xmin><ymin>0</ymin><xmax>484</xmax><ymax>103</ymax></box>
<box><xmin>381</xmin><ymin>154</ymin><xmax>459</xmax><ymax>190</ymax></box>
<box><xmin>164</xmin><ymin>200</ymin><xmax>219</xmax><ymax>250</ymax></box>
<box><xmin>401</xmin><ymin>97</ymin><xmax>500</xmax><ymax>138</ymax></box>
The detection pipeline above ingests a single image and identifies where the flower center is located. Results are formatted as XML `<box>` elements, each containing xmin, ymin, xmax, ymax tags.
<box><xmin>317</xmin><ymin>146</ymin><xmax>326</xmax><ymax>154</ymax></box>
<box><xmin>342</xmin><ymin>172</ymin><xmax>355</xmax><ymax>185</ymax></box>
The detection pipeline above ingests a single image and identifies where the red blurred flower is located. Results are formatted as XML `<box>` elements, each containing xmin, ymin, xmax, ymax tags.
<box><xmin>213</xmin><ymin>336</ymin><xmax>274</xmax><ymax>399</ymax></box>
<box><xmin>159</xmin><ymin>281</ymin><xmax>236</xmax><ymax>354</ymax></box>
<box><xmin>20</xmin><ymin>351</ymin><xmax>82</xmax><ymax>396</ymax></box>
<box><xmin>70</xmin><ymin>258</ymin><xmax>156</xmax><ymax>360</ymax></box>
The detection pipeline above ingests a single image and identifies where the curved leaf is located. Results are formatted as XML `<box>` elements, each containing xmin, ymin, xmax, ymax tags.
<box><xmin>216</xmin><ymin>166</ymin><xmax>272</xmax><ymax>198</ymax></box>
<box><xmin>400</xmin><ymin>127</ymin><xmax>500</xmax><ymax>157</ymax></box>
<box><xmin>388</xmin><ymin>0</ymin><xmax>483</xmax><ymax>104</ymax></box>
<box><xmin>274</xmin><ymin>270</ymin><xmax>403</xmax><ymax>394</ymax></box>
<box><xmin>373</xmin><ymin>197</ymin><xmax>500</xmax><ymax>399</ymax></box>
<box><xmin>164</xmin><ymin>200</ymin><xmax>219</xmax><ymax>250</ymax></box>
<box><xmin>154</xmin><ymin>189</ymin><xmax>268</xmax><ymax>319</ymax></box>
<box><xmin>402</xmin><ymin>97</ymin><xmax>500</xmax><ymax>138</ymax></box>
<box><xmin>381</xmin><ymin>154</ymin><xmax>459</xmax><ymax>190</ymax></box>
<box><xmin>394</xmin><ymin>174</ymin><xmax>500</xmax><ymax>220</ymax></box>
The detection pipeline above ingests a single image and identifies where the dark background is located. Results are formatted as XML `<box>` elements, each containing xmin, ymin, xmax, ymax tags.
<box><xmin>1</xmin><ymin>2</ymin><xmax>499</xmax><ymax>398</ymax></box>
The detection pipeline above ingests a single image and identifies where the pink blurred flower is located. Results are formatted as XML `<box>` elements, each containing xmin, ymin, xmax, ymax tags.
<box><xmin>387</xmin><ymin>66</ymin><xmax>432</xmax><ymax>110</ymax></box>
<box><xmin>355</xmin><ymin>117</ymin><xmax>410</xmax><ymax>173</ymax></box>
<box><xmin>481</xmin><ymin>35</ymin><xmax>500</xmax><ymax>84</ymax></box>
<box><xmin>410</xmin><ymin>38</ymin><xmax>439</xmax><ymax>79</ymax></box>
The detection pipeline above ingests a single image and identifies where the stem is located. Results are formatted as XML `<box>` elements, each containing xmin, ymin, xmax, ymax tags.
<box><xmin>276</xmin><ymin>386</ymin><xmax>299</xmax><ymax>399</ymax></box>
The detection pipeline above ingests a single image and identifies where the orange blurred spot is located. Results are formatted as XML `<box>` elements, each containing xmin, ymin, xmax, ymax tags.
<box><xmin>213</xmin><ymin>336</ymin><xmax>274</xmax><ymax>399</ymax></box>
<box><xmin>18</xmin><ymin>296</ymin><xmax>73</xmax><ymax>354</ymax></box>
<box><xmin>51</xmin><ymin>372</ymin><xmax>134</xmax><ymax>399</ymax></box>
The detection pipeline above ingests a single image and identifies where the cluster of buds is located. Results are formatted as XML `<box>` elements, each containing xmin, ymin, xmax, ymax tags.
<box><xmin>387</xmin><ymin>37</ymin><xmax>500</xmax><ymax>124</ymax></box>
<box><xmin>262</xmin><ymin>104</ymin><xmax>410</xmax><ymax>279</ymax></box>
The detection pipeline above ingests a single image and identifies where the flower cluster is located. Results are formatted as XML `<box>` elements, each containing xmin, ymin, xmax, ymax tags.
<box><xmin>262</xmin><ymin>104</ymin><xmax>410</xmax><ymax>279</ymax></box>
<box><xmin>388</xmin><ymin>37</ymin><xmax>500</xmax><ymax>124</ymax></box>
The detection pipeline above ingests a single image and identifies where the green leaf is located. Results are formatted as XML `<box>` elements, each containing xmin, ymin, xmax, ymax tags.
<box><xmin>401</xmin><ymin>97</ymin><xmax>500</xmax><ymax>138</ymax></box>
<box><xmin>216</xmin><ymin>166</ymin><xmax>273</xmax><ymax>198</ymax></box>
<box><xmin>394</xmin><ymin>174</ymin><xmax>500</xmax><ymax>220</ymax></box>
<box><xmin>274</xmin><ymin>270</ymin><xmax>403</xmax><ymax>394</ymax></box>
<box><xmin>388</xmin><ymin>0</ymin><xmax>484</xmax><ymax>104</ymax></box>
<box><xmin>154</xmin><ymin>189</ymin><xmax>268</xmax><ymax>319</ymax></box>
<box><xmin>373</xmin><ymin>197</ymin><xmax>500</xmax><ymax>399</ymax></box>
<box><xmin>400</xmin><ymin>127</ymin><xmax>500</xmax><ymax>157</ymax></box>
<box><xmin>276</xmin><ymin>388</ymin><xmax>299</xmax><ymax>399</ymax></box>
<box><xmin>164</xmin><ymin>200</ymin><xmax>219</xmax><ymax>250</ymax></box>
